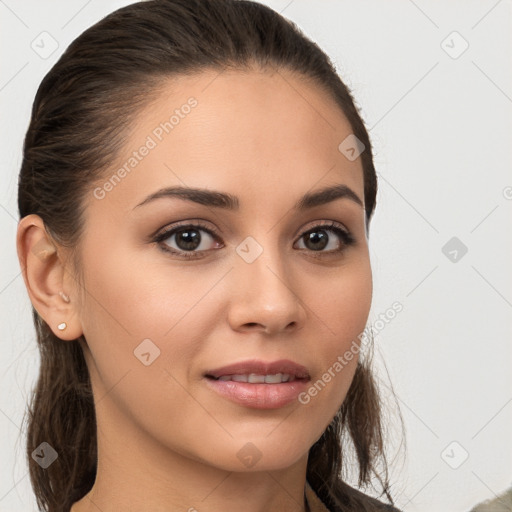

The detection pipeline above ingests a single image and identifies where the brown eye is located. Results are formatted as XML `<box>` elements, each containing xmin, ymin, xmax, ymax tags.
<box><xmin>154</xmin><ymin>222</ymin><xmax>222</xmax><ymax>259</ymax></box>
<box><xmin>295</xmin><ymin>223</ymin><xmax>355</xmax><ymax>254</ymax></box>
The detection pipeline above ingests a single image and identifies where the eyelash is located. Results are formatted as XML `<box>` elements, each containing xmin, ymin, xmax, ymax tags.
<box><xmin>152</xmin><ymin>220</ymin><xmax>356</xmax><ymax>260</ymax></box>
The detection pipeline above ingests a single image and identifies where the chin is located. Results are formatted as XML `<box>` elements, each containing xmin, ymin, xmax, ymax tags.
<box><xmin>195</xmin><ymin>433</ymin><xmax>310</xmax><ymax>473</ymax></box>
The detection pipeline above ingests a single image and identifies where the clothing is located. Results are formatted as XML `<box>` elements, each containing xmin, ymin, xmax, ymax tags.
<box><xmin>304</xmin><ymin>480</ymin><xmax>402</xmax><ymax>512</ymax></box>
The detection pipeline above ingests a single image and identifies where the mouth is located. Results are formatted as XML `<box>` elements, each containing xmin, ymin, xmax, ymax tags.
<box><xmin>203</xmin><ymin>359</ymin><xmax>311</xmax><ymax>409</ymax></box>
<box><xmin>205</xmin><ymin>373</ymin><xmax>304</xmax><ymax>383</ymax></box>
<box><xmin>204</xmin><ymin>358</ymin><xmax>310</xmax><ymax>382</ymax></box>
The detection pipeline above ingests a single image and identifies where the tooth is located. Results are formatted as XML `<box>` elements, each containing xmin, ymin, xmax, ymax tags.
<box><xmin>247</xmin><ymin>374</ymin><xmax>266</xmax><ymax>383</ymax></box>
<box><xmin>217</xmin><ymin>373</ymin><xmax>297</xmax><ymax>383</ymax></box>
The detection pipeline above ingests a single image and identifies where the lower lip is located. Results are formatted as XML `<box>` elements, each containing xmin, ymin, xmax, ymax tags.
<box><xmin>204</xmin><ymin>377</ymin><xmax>309</xmax><ymax>409</ymax></box>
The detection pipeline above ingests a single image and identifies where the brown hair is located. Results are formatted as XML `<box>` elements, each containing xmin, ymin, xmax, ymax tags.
<box><xmin>17</xmin><ymin>1</ymin><xmax>401</xmax><ymax>510</ymax></box>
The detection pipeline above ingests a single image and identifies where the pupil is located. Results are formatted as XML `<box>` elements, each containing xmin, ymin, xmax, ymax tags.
<box><xmin>306</xmin><ymin>230</ymin><xmax>327</xmax><ymax>250</ymax></box>
<box><xmin>177</xmin><ymin>229</ymin><xmax>200</xmax><ymax>250</ymax></box>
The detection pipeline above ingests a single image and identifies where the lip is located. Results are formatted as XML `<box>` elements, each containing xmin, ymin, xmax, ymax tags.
<box><xmin>203</xmin><ymin>359</ymin><xmax>311</xmax><ymax>410</ymax></box>
<box><xmin>204</xmin><ymin>358</ymin><xmax>310</xmax><ymax>380</ymax></box>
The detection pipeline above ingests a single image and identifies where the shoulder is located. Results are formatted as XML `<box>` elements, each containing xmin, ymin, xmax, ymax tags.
<box><xmin>347</xmin><ymin>483</ymin><xmax>402</xmax><ymax>511</ymax></box>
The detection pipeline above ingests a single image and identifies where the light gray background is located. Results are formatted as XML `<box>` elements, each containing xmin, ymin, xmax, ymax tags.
<box><xmin>1</xmin><ymin>1</ymin><xmax>511</xmax><ymax>511</ymax></box>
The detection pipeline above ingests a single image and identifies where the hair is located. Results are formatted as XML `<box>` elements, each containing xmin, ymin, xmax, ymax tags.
<box><xmin>17</xmin><ymin>1</ymin><xmax>402</xmax><ymax>511</ymax></box>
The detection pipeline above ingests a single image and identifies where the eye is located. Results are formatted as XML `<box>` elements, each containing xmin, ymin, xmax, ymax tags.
<box><xmin>294</xmin><ymin>221</ymin><xmax>356</xmax><ymax>256</ymax></box>
<box><xmin>153</xmin><ymin>221</ymin><xmax>222</xmax><ymax>259</ymax></box>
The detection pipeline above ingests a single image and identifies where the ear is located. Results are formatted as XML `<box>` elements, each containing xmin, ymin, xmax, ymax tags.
<box><xmin>16</xmin><ymin>214</ymin><xmax>83</xmax><ymax>341</ymax></box>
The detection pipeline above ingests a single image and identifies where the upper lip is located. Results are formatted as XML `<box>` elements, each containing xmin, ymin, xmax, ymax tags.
<box><xmin>205</xmin><ymin>359</ymin><xmax>310</xmax><ymax>380</ymax></box>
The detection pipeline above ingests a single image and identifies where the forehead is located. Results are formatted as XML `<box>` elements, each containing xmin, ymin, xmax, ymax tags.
<box><xmin>88</xmin><ymin>68</ymin><xmax>365</xmax><ymax>216</ymax></box>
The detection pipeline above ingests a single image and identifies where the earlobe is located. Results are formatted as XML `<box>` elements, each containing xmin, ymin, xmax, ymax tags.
<box><xmin>16</xmin><ymin>214</ymin><xmax>83</xmax><ymax>341</ymax></box>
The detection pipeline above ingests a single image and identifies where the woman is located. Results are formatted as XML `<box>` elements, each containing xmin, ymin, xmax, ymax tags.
<box><xmin>16</xmin><ymin>0</ymin><xmax>402</xmax><ymax>510</ymax></box>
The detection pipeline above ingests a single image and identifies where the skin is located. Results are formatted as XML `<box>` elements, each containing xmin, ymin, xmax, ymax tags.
<box><xmin>17</xmin><ymin>67</ymin><xmax>373</xmax><ymax>512</ymax></box>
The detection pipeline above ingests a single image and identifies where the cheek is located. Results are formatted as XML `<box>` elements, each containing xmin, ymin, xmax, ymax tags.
<box><xmin>76</xmin><ymin>249</ymin><xmax>201</xmax><ymax>428</ymax></box>
<box><xmin>79</xmin><ymin>247</ymin><xmax>187</xmax><ymax>338</ymax></box>
<box><xmin>320</xmin><ymin>258</ymin><xmax>373</xmax><ymax>344</ymax></box>
<box><xmin>77</xmin><ymin>246</ymin><xmax>211</xmax><ymax>391</ymax></box>
<box><xmin>299</xmin><ymin>259</ymin><xmax>372</xmax><ymax>427</ymax></box>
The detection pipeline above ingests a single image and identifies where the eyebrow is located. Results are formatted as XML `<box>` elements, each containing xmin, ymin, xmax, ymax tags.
<box><xmin>134</xmin><ymin>183</ymin><xmax>363</xmax><ymax>211</ymax></box>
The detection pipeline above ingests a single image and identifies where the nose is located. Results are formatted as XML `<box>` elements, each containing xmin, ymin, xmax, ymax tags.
<box><xmin>227</xmin><ymin>241</ymin><xmax>307</xmax><ymax>336</ymax></box>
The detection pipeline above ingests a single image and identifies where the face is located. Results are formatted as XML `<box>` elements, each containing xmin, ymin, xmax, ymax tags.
<box><xmin>69</xmin><ymin>67</ymin><xmax>372</xmax><ymax>473</ymax></box>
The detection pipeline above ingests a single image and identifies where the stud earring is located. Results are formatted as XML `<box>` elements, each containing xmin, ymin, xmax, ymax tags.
<box><xmin>59</xmin><ymin>291</ymin><xmax>70</xmax><ymax>303</ymax></box>
<box><xmin>57</xmin><ymin>322</ymin><xmax>67</xmax><ymax>331</ymax></box>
